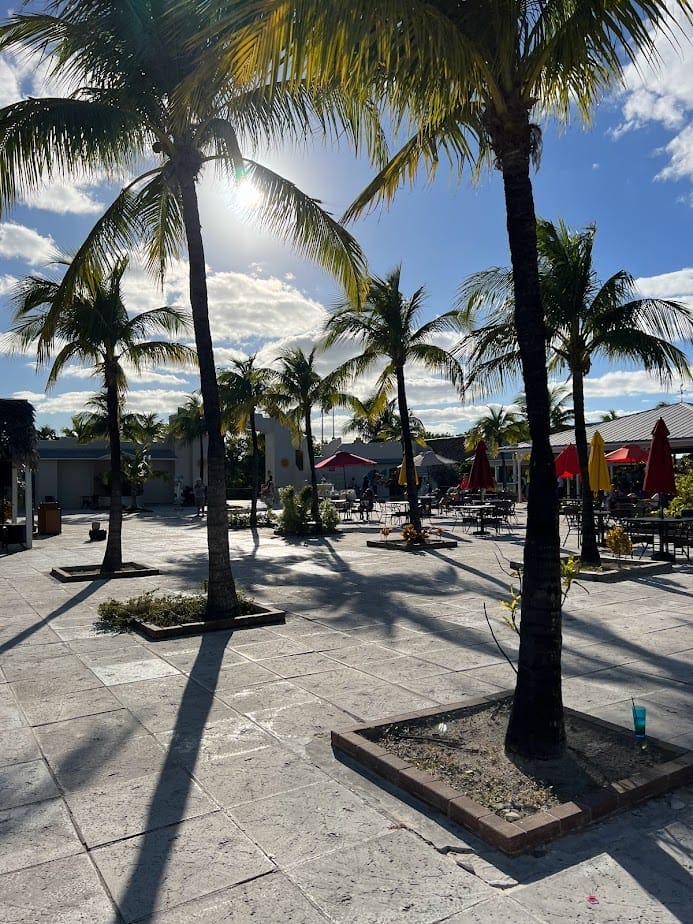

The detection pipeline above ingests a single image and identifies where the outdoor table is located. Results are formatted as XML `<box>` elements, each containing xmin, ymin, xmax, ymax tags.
<box><xmin>417</xmin><ymin>494</ymin><xmax>436</xmax><ymax>516</ymax></box>
<box><xmin>457</xmin><ymin>503</ymin><xmax>495</xmax><ymax>536</ymax></box>
<box><xmin>622</xmin><ymin>516</ymin><xmax>693</xmax><ymax>561</ymax></box>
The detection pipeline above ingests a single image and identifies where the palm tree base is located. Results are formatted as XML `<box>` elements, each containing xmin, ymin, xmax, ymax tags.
<box><xmin>51</xmin><ymin>562</ymin><xmax>159</xmax><ymax>582</ymax></box>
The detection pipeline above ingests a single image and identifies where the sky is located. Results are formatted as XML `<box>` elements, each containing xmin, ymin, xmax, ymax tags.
<box><xmin>0</xmin><ymin>4</ymin><xmax>692</xmax><ymax>442</ymax></box>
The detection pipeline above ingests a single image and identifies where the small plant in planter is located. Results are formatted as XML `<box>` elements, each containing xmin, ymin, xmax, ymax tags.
<box><xmin>401</xmin><ymin>523</ymin><xmax>430</xmax><ymax>544</ymax></box>
<box><xmin>605</xmin><ymin>525</ymin><xmax>633</xmax><ymax>565</ymax></box>
<box><xmin>97</xmin><ymin>587</ymin><xmax>255</xmax><ymax>631</ymax></box>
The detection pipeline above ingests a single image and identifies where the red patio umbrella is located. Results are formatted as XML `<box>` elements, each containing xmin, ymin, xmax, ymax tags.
<box><xmin>604</xmin><ymin>444</ymin><xmax>649</xmax><ymax>464</ymax></box>
<box><xmin>467</xmin><ymin>440</ymin><xmax>495</xmax><ymax>491</ymax></box>
<box><xmin>554</xmin><ymin>444</ymin><xmax>581</xmax><ymax>479</ymax></box>
<box><xmin>643</xmin><ymin>418</ymin><xmax>676</xmax><ymax>497</ymax></box>
<box><xmin>315</xmin><ymin>450</ymin><xmax>376</xmax><ymax>489</ymax></box>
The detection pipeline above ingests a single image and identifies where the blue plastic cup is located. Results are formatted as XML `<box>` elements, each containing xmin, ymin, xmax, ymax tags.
<box><xmin>632</xmin><ymin>705</ymin><xmax>647</xmax><ymax>738</ymax></box>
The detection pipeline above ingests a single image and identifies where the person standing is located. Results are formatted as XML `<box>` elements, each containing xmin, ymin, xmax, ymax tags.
<box><xmin>193</xmin><ymin>477</ymin><xmax>206</xmax><ymax>516</ymax></box>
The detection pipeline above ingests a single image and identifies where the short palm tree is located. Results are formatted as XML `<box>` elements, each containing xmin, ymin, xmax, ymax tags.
<box><xmin>458</xmin><ymin>218</ymin><xmax>693</xmax><ymax>566</ymax></box>
<box><xmin>218</xmin><ymin>356</ymin><xmax>278</xmax><ymax>528</ymax></box>
<box><xmin>465</xmin><ymin>407</ymin><xmax>528</xmax><ymax>457</ymax></box>
<box><xmin>516</xmin><ymin>386</ymin><xmax>574</xmax><ymax>435</ymax></box>
<box><xmin>7</xmin><ymin>259</ymin><xmax>194</xmax><ymax>573</ymax></box>
<box><xmin>0</xmin><ymin>1</ymin><xmax>370</xmax><ymax>619</ymax></box>
<box><xmin>344</xmin><ymin>396</ymin><xmax>426</xmax><ymax>446</ymax></box>
<box><xmin>324</xmin><ymin>267</ymin><xmax>464</xmax><ymax>534</ymax></box>
<box><xmin>168</xmin><ymin>395</ymin><xmax>207</xmax><ymax>483</ymax></box>
<box><xmin>270</xmin><ymin>347</ymin><xmax>339</xmax><ymax>529</ymax></box>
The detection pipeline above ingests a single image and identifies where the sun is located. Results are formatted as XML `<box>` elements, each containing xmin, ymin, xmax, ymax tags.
<box><xmin>232</xmin><ymin>177</ymin><xmax>262</xmax><ymax>210</ymax></box>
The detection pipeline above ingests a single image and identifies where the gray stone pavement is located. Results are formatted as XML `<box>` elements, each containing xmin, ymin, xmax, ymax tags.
<box><xmin>0</xmin><ymin>504</ymin><xmax>691</xmax><ymax>922</ymax></box>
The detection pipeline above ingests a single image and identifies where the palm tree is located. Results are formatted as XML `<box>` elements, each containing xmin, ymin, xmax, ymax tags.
<box><xmin>270</xmin><ymin>347</ymin><xmax>337</xmax><ymax>528</ymax></box>
<box><xmin>465</xmin><ymin>406</ymin><xmax>527</xmax><ymax>457</ymax></box>
<box><xmin>0</xmin><ymin>2</ymin><xmax>369</xmax><ymax>619</ymax></box>
<box><xmin>600</xmin><ymin>409</ymin><xmax>620</xmax><ymax>423</ymax></box>
<box><xmin>516</xmin><ymin>386</ymin><xmax>574</xmax><ymax>435</ymax></box>
<box><xmin>218</xmin><ymin>356</ymin><xmax>277</xmax><ymax>528</ymax></box>
<box><xmin>344</xmin><ymin>396</ymin><xmax>427</xmax><ymax>445</ymax></box>
<box><xmin>36</xmin><ymin>425</ymin><xmax>58</xmax><ymax>440</ymax></box>
<box><xmin>324</xmin><ymin>267</ymin><xmax>463</xmax><ymax>534</ymax></box>
<box><xmin>168</xmin><ymin>394</ymin><xmax>207</xmax><ymax>483</ymax></box>
<box><xmin>275</xmin><ymin>0</ymin><xmax>690</xmax><ymax>757</ymax></box>
<box><xmin>459</xmin><ymin>217</ymin><xmax>693</xmax><ymax>568</ymax></box>
<box><xmin>7</xmin><ymin>259</ymin><xmax>194</xmax><ymax>573</ymax></box>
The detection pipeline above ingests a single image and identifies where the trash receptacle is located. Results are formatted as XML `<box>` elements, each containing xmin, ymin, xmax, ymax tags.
<box><xmin>37</xmin><ymin>502</ymin><xmax>62</xmax><ymax>535</ymax></box>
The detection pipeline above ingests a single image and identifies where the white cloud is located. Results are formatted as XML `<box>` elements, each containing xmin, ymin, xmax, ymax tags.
<box><xmin>21</xmin><ymin>182</ymin><xmax>105</xmax><ymax>216</ymax></box>
<box><xmin>0</xmin><ymin>274</ymin><xmax>19</xmax><ymax>296</ymax></box>
<box><xmin>612</xmin><ymin>8</ymin><xmax>693</xmax><ymax>183</ymax></box>
<box><xmin>584</xmin><ymin>369</ymin><xmax>679</xmax><ymax>399</ymax></box>
<box><xmin>634</xmin><ymin>267</ymin><xmax>693</xmax><ymax>307</ymax></box>
<box><xmin>11</xmin><ymin>387</ymin><xmax>192</xmax><ymax>420</ymax></box>
<box><xmin>0</xmin><ymin>222</ymin><xmax>58</xmax><ymax>265</ymax></box>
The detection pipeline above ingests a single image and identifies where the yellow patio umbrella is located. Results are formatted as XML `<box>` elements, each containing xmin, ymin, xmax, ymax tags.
<box><xmin>398</xmin><ymin>458</ymin><xmax>419</xmax><ymax>486</ymax></box>
<box><xmin>588</xmin><ymin>430</ymin><xmax>611</xmax><ymax>493</ymax></box>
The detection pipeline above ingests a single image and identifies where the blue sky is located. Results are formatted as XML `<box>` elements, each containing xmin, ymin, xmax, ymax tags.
<box><xmin>0</xmin><ymin>4</ymin><xmax>692</xmax><ymax>438</ymax></box>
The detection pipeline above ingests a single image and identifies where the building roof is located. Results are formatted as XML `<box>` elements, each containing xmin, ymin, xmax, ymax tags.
<box><xmin>0</xmin><ymin>399</ymin><xmax>38</xmax><ymax>467</ymax></box>
<box><xmin>38</xmin><ymin>437</ymin><xmax>177</xmax><ymax>461</ymax></box>
<box><xmin>550</xmin><ymin>403</ymin><xmax>693</xmax><ymax>454</ymax></box>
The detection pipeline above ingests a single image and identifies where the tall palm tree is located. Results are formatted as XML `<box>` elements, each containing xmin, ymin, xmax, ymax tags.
<box><xmin>267</xmin><ymin>0</ymin><xmax>691</xmax><ymax>757</ymax></box>
<box><xmin>324</xmin><ymin>267</ymin><xmax>463</xmax><ymax>534</ymax></box>
<box><xmin>459</xmin><ymin>217</ymin><xmax>693</xmax><ymax>567</ymax></box>
<box><xmin>7</xmin><ymin>259</ymin><xmax>194</xmax><ymax>573</ymax></box>
<box><xmin>0</xmin><ymin>1</ymin><xmax>370</xmax><ymax>619</ymax></box>
<box><xmin>218</xmin><ymin>356</ymin><xmax>277</xmax><ymax>528</ymax></box>
<box><xmin>168</xmin><ymin>394</ymin><xmax>207</xmax><ymax>483</ymax></box>
<box><xmin>270</xmin><ymin>347</ymin><xmax>337</xmax><ymax>528</ymax></box>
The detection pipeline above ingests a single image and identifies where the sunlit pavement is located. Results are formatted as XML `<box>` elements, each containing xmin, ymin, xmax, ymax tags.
<box><xmin>0</xmin><ymin>504</ymin><xmax>691</xmax><ymax>922</ymax></box>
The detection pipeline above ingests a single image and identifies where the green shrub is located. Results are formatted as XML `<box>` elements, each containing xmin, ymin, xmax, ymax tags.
<box><xmin>276</xmin><ymin>484</ymin><xmax>313</xmax><ymax>534</ymax></box>
<box><xmin>97</xmin><ymin>588</ymin><xmax>254</xmax><ymax>631</ymax></box>
<box><xmin>319</xmin><ymin>498</ymin><xmax>340</xmax><ymax>532</ymax></box>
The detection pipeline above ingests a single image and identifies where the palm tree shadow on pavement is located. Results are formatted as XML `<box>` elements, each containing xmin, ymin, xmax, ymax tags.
<box><xmin>112</xmin><ymin>632</ymin><xmax>241</xmax><ymax>921</ymax></box>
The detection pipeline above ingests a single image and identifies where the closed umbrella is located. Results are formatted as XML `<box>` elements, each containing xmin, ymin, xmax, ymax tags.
<box><xmin>588</xmin><ymin>430</ymin><xmax>611</xmax><ymax>494</ymax></box>
<box><xmin>467</xmin><ymin>440</ymin><xmax>495</xmax><ymax>491</ymax></box>
<box><xmin>643</xmin><ymin>418</ymin><xmax>676</xmax><ymax>498</ymax></box>
<box><xmin>604</xmin><ymin>444</ymin><xmax>649</xmax><ymax>464</ymax></box>
<box><xmin>554</xmin><ymin>444</ymin><xmax>581</xmax><ymax>479</ymax></box>
<box><xmin>643</xmin><ymin>418</ymin><xmax>677</xmax><ymax>561</ymax></box>
<box><xmin>398</xmin><ymin>457</ymin><xmax>419</xmax><ymax>486</ymax></box>
<box><xmin>315</xmin><ymin>450</ymin><xmax>376</xmax><ymax>489</ymax></box>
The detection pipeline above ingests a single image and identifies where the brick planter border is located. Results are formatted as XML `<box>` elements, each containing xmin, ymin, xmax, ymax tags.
<box><xmin>131</xmin><ymin>603</ymin><xmax>286</xmax><ymax>640</ymax></box>
<box><xmin>331</xmin><ymin>690</ymin><xmax>692</xmax><ymax>856</ymax></box>
<box><xmin>51</xmin><ymin>562</ymin><xmax>160</xmax><ymax>582</ymax></box>
<box><xmin>509</xmin><ymin>557</ymin><xmax>672</xmax><ymax>582</ymax></box>
<box><xmin>366</xmin><ymin>539</ymin><xmax>458</xmax><ymax>551</ymax></box>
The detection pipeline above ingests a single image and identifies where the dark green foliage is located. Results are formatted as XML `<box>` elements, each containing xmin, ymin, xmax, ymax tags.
<box><xmin>97</xmin><ymin>588</ymin><xmax>254</xmax><ymax>631</ymax></box>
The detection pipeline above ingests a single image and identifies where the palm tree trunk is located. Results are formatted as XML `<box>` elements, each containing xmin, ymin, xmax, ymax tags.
<box><xmin>179</xmin><ymin>170</ymin><xmax>238</xmax><ymax>620</ymax></box>
<box><xmin>198</xmin><ymin>432</ymin><xmax>205</xmax><ymax>481</ymax></box>
<box><xmin>305</xmin><ymin>407</ymin><xmax>322</xmax><ymax>527</ymax></box>
<box><xmin>101</xmin><ymin>369</ymin><xmax>123</xmax><ymax>573</ymax></box>
<box><xmin>573</xmin><ymin>370</ymin><xmax>601</xmax><ymax>566</ymax></box>
<box><xmin>396</xmin><ymin>367</ymin><xmax>422</xmax><ymax>534</ymax></box>
<box><xmin>250</xmin><ymin>410</ymin><xmax>259</xmax><ymax>528</ymax></box>
<box><xmin>498</xmin><ymin>140</ymin><xmax>565</xmax><ymax>760</ymax></box>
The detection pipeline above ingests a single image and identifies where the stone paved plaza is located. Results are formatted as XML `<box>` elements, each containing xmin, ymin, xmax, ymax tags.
<box><xmin>0</xmin><ymin>504</ymin><xmax>691</xmax><ymax>922</ymax></box>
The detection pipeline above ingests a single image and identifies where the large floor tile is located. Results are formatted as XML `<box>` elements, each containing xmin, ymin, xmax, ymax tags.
<box><xmin>288</xmin><ymin>829</ymin><xmax>492</xmax><ymax>923</ymax></box>
<box><xmin>0</xmin><ymin>854</ymin><xmax>116</xmax><ymax>924</ymax></box>
<box><xmin>0</xmin><ymin>799</ymin><xmax>83</xmax><ymax>875</ymax></box>
<box><xmin>92</xmin><ymin>811</ymin><xmax>274</xmax><ymax>922</ymax></box>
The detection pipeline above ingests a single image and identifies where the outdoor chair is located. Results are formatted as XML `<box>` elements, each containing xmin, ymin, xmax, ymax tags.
<box><xmin>561</xmin><ymin>504</ymin><xmax>581</xmax><ymax>545</ymax></box>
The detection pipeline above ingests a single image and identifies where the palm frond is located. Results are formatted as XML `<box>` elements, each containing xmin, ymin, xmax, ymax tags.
<box><xmin>238</xmin><ymin>160</ymin><xmax>367</xmax><ymax>303</ymax></box>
